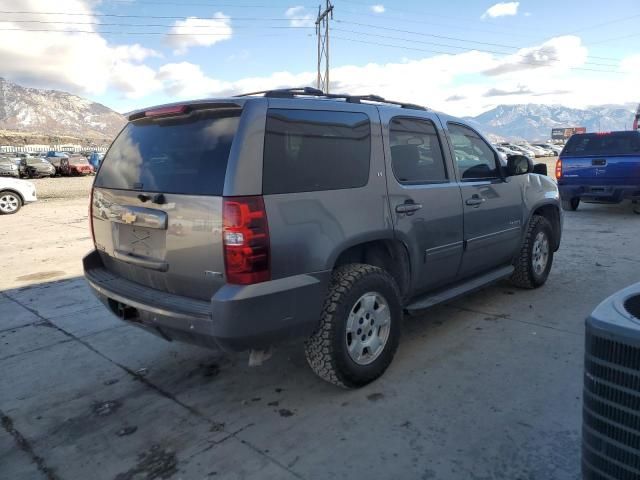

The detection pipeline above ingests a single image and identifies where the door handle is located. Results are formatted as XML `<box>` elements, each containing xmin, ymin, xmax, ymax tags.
<box><xmin>395</xmin><ymin>202</ymin><xmax>423</xmax><ymax>215</ymax></box>
<box><xmin>465</xmin><ymin>195</ymin><xmax>486</xmax><ymax>206</ymax></box>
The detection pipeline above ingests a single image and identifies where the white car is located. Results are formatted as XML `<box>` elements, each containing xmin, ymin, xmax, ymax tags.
<box><xmin>0</xmin><ymin>177</ymin><xmax>37</xmax><ymax>214</ymax></box>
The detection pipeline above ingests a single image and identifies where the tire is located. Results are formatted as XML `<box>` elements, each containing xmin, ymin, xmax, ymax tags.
<box><xmin>304</xmin><ymin>264</ymin><xmax>402</xmax><ymax>388</ymax></box>
<box><xmin>0</xmin><ymin>190</ymin><xmax>22</xmax><ymax>215</ymax></box>
<box><xmin>561</xmin><ymin>197</ymin><xmax>579</xmax><ymax>211</ymax></box>
<box><xmin>510</xmin><ymin>215</ymin><xmax>554</xmax><ymax>289</ymax></box>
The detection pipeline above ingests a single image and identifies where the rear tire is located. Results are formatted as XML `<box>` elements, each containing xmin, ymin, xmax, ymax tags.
<box><xmin>304</xmin><ymin>264</ymin><xmax>402</xmax><ymax>388</ymax></box>
<box><xmin>561</xmin><ymin>197</ymin><xmax>579</xmax><ymax>211</ymax></box>
<box><xmin>0</xmin><ymin>190</ymin><xmax>22</xmax><ymax>214</ymax></box>
<box><xmin>510</xmin><ymin>215</ymin><xmax>554</xmax><ymax>289</ymax></box>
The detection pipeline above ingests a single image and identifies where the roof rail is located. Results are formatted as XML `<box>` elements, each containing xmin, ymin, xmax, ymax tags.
<box><xmin>234</xmin><ymin>87</ymin><xmax>427</xmax><ymax>111</ymax></box>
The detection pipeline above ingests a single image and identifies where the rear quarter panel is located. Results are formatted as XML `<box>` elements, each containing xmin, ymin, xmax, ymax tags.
<box><xmin>261</xmin><ymin>100</ymin><xmax>392</xmax><ymax>279</ymax></box>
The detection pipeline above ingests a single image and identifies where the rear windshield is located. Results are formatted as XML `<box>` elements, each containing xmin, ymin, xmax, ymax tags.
<box><xmin>95</xmin><ymin>109</ymin><xmax>241</xmax><ymax>195</ymax></box>
<box><xmin>562</xmin><ymin>132</ymin><xmax>640</xmax><ymax>156</ymax></box>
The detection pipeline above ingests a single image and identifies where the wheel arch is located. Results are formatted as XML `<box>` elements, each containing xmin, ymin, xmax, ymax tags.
<box><xmin>527</xmin><ymin>202</ymin><xmax>562</xmax><ymax>251</ymax></box>
<box><xmin>0</xmin><ymin>188</ymin><xmax>24</xmax><ymax>204</ymax></box>
<box><xmin>331</xmin><ymin>238</ymin><xmax>411</xmax><ymax>300</ymax></box>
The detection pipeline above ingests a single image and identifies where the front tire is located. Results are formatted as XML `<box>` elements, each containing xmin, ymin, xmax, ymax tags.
<box><xmin>510</xmin><ymin>215</ymin><xmax>554</xmax><ymax>289</ymax></box>
<box><xmin>0</xmin><ymin>190</ymin><xmax>22</xmax><ymax>214</ymax></box>
<box><xmin>561</xmin><ymin>197</ymin><xmax>579</xmax><ymax>211</ymax></box>
<box><xmin>304</xmin><ymin>264</ymin><xmax>402</xmax><ymax>388</ymax></box>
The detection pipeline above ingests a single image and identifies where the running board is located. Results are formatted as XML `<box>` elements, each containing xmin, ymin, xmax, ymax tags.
<box><xmin>405</xmin><ymin>265</ymin><xmax>514</xmax><ymax>312</ymax></box>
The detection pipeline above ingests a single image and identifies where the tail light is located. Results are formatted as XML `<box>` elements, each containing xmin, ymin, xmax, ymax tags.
<box><xmin>223</xmin><ymin>196</ymin><xmax>270</xmax><ymax>285</ymax></box>
<box><xmin>555</xmin><ymin>158</ymin><xmax>562</xmax><ymax>179</ymax></box>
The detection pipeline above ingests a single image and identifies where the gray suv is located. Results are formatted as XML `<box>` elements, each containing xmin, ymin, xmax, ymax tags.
<box><xmin>84</xmin><ymin>88</ymin><xmax>562</xmax><ymax>388</ymax></box>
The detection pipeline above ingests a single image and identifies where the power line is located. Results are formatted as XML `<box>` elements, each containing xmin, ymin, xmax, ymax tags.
<box><xmin>331</xmin><ymin>36</ymin><xmax>625</xmax><ymax>75</ymax></box>
<box><xmin>0</xmin><ymin>10</ymin><xmax>306</xmax><ymax>20</ymax></box>
<box><xmin>0</xmin><ymin>27</ymin><xmax>313</xmax><ymax>36</ymax></box>
<box><xmin>2</xmin><ymin>19</ymin><xmax>314</xmax><ymax>28</ymax></box>
<box><xmin>331</xmin><ymin>28</ymin><xmax>619</xmax><ymax>67</ymax></box>
<box><xmin>335</xmin><ymin>20</ymin><xmax>625</xmax><ymax>63</ymax></box>
<box><xmin>336</xmin><ymin>8</ymin><xmax>538</xmax><ymax>39</ymax></box>
<box><xmin>101</xmin><ymin>0</ymin><xmax>314</xmax><ymax>7</ymax></box>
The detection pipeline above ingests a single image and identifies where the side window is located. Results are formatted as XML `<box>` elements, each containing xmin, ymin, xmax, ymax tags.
<box><xmin>389</xmin><ymin>117</ymin><xmax>447</xmax><ymax>184</ymax></box>
<box><xmin>262</xmin><ymin>109</ymin><xmax>371</xmax><ymax>194</ymax></box>
<box><xmin>447</xmin><ymin>123</ymin><xmax>499</xmax><ymax>180</ymax></box>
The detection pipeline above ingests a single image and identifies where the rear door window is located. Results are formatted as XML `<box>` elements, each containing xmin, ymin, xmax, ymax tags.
<box><xmin>563</xmin><ymin>132</ymin><xmax>640</xmax><ymax>156</ymax></box>
<box><xmin>262</xmin><ymin>109</ymin><xmax>371</xmax><ymax>194</ymax></box>
<box><xmin>95</xmin><ymin>109</ymin><xmax>241</xmax><ymax>195</ymax></box>
<box><xmin>389</xmin><ymin>117</ymin><xmax>448</xmax><ymax>184</ymax></box>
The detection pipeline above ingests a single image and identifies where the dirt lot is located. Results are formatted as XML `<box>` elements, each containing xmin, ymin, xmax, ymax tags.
<box><xmin>1</xmin><ymin>172</ymin><xmax>639</xmax><ymax>479</ymax></box>
<box><xmin>27</xmin><ymin>175</ymin><xmax>94</xmax><ymax>201</ymax></box>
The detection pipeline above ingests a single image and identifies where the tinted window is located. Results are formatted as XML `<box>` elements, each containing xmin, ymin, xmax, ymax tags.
<box><xmin>263</xmin><ymin>109</ymin><xmax>370</xmax><ymax>194</ymax></box>
<box><xmin>95</xmin><ymin>109</ymin><xmax>241</xmax><ymax>195</ymax></box>
<box><xmin>389</xmin><ymin>117</ymin><xmax>447</xmax><ymax>184</ymax></box>
<box><xmin>447</xmin><ymin>123</ymin><xmax>499</xmax><ymax>180</ymax></box>
<box><xmin>562</xmin><ymin>132</ymin><xmax>640</xmax><ymax>156</ymax></box>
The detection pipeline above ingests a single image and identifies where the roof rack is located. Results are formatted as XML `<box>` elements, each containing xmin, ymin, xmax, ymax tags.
<box><xmin>235</xmin><ymin>87</ymin><xmax>427</xmax><ymax>111</ymax></box>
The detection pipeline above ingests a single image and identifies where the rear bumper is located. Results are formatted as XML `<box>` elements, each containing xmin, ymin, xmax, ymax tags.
<box><xmin>83</xmin><ymin>250</ymin><xmax>330</xmax><ymax>352</ymax></box>
<box><xmin>559</xmin><ymin>184</ymin><xmax>640</xmax><ymax>203</ymax></box>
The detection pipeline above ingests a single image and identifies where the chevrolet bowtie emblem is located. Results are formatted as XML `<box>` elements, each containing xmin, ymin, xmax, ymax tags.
<box><xmin>121</xmin><ymin>212</ymin><xmax>137</xmax><ymax>224</ymax></box>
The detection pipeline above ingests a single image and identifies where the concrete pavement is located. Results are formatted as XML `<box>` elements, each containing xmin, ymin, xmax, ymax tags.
<box><xmin>1</xmin><ymin>189</ymin><xmax>639</xmax><ymax>479</ymax></box>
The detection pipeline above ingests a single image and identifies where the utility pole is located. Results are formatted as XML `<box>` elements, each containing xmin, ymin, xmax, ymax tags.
<box><xmin>316</xmin><ymin>0</ymin><xmax>333</xmax><ymax>93</ymax></box>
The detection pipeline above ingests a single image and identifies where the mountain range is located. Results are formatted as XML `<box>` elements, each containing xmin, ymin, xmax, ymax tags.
<box><xmin>0</xmin><ymin>77</ymin><xmax>125</xmax><ymax>142</ymax></box>
<box><xmin>0</xmin><ymin>77</ymin><xmax>636</xmax><ymax>143</ymax></box>
<box><xmin>464</xmin><ymin>103</ymin><xmax>638</xmax><ymax>141</ymax></box>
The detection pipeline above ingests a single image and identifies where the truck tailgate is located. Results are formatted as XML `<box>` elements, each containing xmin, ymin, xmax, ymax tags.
<box><xmin>560</xmin><ymin>154</ymin><xmax>640</xmax><ymax>185</ymax></box>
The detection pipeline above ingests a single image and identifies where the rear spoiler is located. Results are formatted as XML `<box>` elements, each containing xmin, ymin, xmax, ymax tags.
<box><xmin>127</xmin><ymin>101</ymin><xmax>242</xmax><ymax>121</ymax></box>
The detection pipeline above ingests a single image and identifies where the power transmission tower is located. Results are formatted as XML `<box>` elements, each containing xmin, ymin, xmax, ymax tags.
<box><xmin>316</xmin><ymin>0</ymin><xmax>333</xmax><ymax>93</ymax></box>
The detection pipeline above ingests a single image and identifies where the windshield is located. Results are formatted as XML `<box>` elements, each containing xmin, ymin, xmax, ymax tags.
<box><xmin>96</xmin><ymin>108</ymin><xmax>241</xmax><ymax>195</ymax></box>
<box><xmin>26</xmin><ymin>158</ymin><xmax>48</xmax><ymax>165</ymax></box>
<box><xmin>563</xmin><ymin>132</ymin><xmax>640</xmax><ymax>156</ymax></box>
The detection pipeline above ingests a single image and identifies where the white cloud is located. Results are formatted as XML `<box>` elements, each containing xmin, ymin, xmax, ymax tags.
<box><xmin>157</xmin><ymin>62</ymin><xmax>231</xmax><ymax>98</ymax></box>
<box><xmin>484</xmin><ymin>35</ymin><xmax>587</xmax><ymax>75</ymax></box>
<box><xmin>481</xmin><ymin>2</ymin><xmax>520</xmax><ymax>19</ymax></box>
<box><xmin>371</xmin><ymin>5</ymin><xmax>385</xmax><ymax>14</ymax></box>
<box><xmin>166</xmin><ymin>13</ymin><xmax>232</xmax><ymax>55</ymax></box>
<box><xmin>285</xmin><ymin>6</ymin><xmax>315</xmax><ymax>28</ymax></box>
<box><xmin>0</xmin><ymin>0</ymin><xmax>162</xmax><ymax>99</ymax></box>
<box><xmin>145</xmin><ymin>34</ymin><xmax>639</xmax><ymax>118</ymax></box>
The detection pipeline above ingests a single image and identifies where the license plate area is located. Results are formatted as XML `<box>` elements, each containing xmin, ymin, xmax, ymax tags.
<box><xmin>115</xmin><ymin>223</ymin><xmax>167</xmax><ymax>260</ymax></box>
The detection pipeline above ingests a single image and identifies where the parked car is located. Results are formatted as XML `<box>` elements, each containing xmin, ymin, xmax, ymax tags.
<box><xmin>0</xmin><ymin>157</ymin><xmax>20</xmax><ymax>177</ymax></box>
<box><xmin>45</xmin><ymin>151</ymin><xmax>70</xmax><ymax>175</ymax></box>
<box><xmin>557</xmin><ymin>130</ymin><xmax>640</xmax><ymax>212</ymax></box>
<box><xmin>532</xmin><ymin>144</ymin><xmax>556</xmax><ymax>156</ymax></box>
<box><xmin>0</xmin><ymin>177</ymin><xmax>37</xmax><ymax>214</ymax></box>
<box><xmin>60</xmin><ymin>155</ymin><xmax>94</xmax><ymax>176</ymax></box>
<box><xmin>88</xmin><ymin>151</ymin><xmax>104</xmax><ymax>170</ymax></box>
<box><xmin>19</xmin><ymin>157</ymin><xmax>55</xmax><ymax>178</ymax></box>
<box><xmin>505</xmin><ymin>145</ymin><xmax>535</xmax><ymax>161</ymax></box>
<box><xmin>545</xmin><ymin>144</ymin><xmax>563</xmax><ymax>155</ymax></box>
<box><xmin>84</xmin><ymin>87</ymin><xmax>563</xmax><ymax>388</ymax></box>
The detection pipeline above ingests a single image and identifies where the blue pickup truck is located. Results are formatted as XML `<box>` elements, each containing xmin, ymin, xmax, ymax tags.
<box><xmin>557</xmin><ymin>131</ymin><xmax>640</xmax><ymax>213</ymax></box>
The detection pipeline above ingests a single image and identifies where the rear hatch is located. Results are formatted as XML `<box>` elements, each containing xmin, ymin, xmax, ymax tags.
<box><xmin>92</xmin><ymin>103</ymin><xmax>242</xmax><ymax>301</ymax></box>
<box><xmin>559</xmin><ymin>132</ymin><xmax>640</xmax><ymax>185</ymax></box>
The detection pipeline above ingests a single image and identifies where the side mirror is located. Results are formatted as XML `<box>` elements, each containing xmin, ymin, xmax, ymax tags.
<box><xmin>506</xmin><ymin>154</ymin><xmax>533</xmax><ymax>176</ymax></box>
<box><xmin>533</xmin><ymin>163</ymin><xmax>548</xmax><ymax>176</ymax></box>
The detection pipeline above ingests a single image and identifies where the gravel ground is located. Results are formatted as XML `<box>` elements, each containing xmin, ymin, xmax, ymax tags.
<box><xmin>28</xmin><ymin>175</ymin><xmax>94</xmax><ymax>200</ymax></box>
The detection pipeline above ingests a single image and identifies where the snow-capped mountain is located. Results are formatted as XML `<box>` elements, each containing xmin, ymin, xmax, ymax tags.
<box><xmin>465</xmin><ymin>104</ymin><xmax>637</xmax><ymax>141</ymax></box>
<box><xmin>0</xmin><ymin>78</ymin><xmax>125</xmax><ymax>139</ymax></box>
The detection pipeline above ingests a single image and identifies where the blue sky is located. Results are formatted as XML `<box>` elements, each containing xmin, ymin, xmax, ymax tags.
<box><xmin>1</xmin><ymin>0</ymin><xmax>638</xmax><ymax>116</ymax></box>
